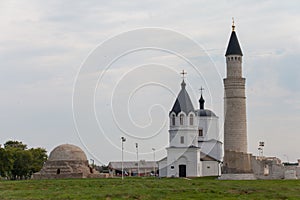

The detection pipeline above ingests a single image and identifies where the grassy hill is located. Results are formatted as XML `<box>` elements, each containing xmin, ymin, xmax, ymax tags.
<box><xmin>1</xmin><ymin>177</ymin><xmax>300</xmax><ymax>199</ymax></box>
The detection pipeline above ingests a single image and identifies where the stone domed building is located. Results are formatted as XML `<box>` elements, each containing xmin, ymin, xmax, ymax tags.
<box><xmin>49</xmin><ymin>144</ymin><xmax>88</xmax><ymax>161</ymax></box>
<box><xmin>33</xmin><ymin>144</ymin><xmax>101</xmax><ymax>179</ymax></box>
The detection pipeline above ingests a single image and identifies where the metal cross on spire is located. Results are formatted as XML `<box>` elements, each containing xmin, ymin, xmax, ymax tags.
<box><xmin>180</xmin><ymin>70</ymin><xmax>187</xmax><ymax>80</ymax></box>
<box><xmin>199</xmin><ymin>86</ymin><xmax>205</xmax><ymax>95</ymax></box>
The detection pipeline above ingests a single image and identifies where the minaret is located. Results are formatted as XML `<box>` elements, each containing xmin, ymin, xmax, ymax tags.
<box><xmin>223</xmin><ymin>20</ymin><xmax>247</xmax><ymax>154</ymax></box>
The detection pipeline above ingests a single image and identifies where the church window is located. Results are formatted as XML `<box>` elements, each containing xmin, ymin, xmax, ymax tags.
<box><xmin>172</xmin><ymin>114</ymin><xmax>176</xmax><ymax>126</ymax></box>
<box><xmin>180</xmin><ymin>136</ymin><xmax>184</xmax><ymax>144</ymax></box>
<box><xmin>171</xmin><ymin>166</ymin><xmax>174</xmax><ymax>169</ymax></box>
<box><xmin>179</xmin><ymin>114</ymin><xmax>184</xmax><ymax>125</ymax></box>
<box><xmin>198</xmin><ymin>129</ymin><xmax>203</xmax><ymax>137</ymax></box>
<box><xmin>189</xmin><ymin>115</ymin><xmax>193</xmax><ymax>125</ymax></box>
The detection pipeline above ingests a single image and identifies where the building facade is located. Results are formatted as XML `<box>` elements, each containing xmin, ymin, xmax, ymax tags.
<box><xmin>158</xmin><ymin>80</ymin><xmax>222</xmax><ymax>177</ymax></box>
<box><xmin>108</xmin><ymin>161</ymin><xmax>158</xmax><ymax>177</ymax></box>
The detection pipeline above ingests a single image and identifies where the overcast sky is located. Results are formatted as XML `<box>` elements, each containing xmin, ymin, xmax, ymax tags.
<box><xmin>1</xmin><ymin>0</ymin><xmax>300</xmax><ymax>165</ymax></box>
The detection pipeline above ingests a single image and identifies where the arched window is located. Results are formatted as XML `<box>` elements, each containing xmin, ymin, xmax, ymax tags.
<box><xmin>179</xmin><ymin>114</ymin><xmax>184</xmax><ymax>125</ymax></box>
<box><xmin>172</xmin><ymin>114</ymin><xmax>176</xmax><ymax>126</ymax></box>
<box><xmin>189</xmin><ymin>115</ymin><xmax>193</xmax><ymax>125</ymax></box>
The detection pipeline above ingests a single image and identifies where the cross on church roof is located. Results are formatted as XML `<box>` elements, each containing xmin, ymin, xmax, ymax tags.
<box><xmin>180</xmin><ymin>70</ymin><xmax>187</xmax><ymax>80</ymax></box>
<box><xmin>199</xmin><ymin>86</ymin><xmax>204</xmax><ymax>95</ymax></box>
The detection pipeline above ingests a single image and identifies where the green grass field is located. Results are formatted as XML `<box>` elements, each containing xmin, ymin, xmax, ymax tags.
<box><xmin>1</xmin><ymin>177</ymin><xmax>300</xmax><ymax>200</ymax></box>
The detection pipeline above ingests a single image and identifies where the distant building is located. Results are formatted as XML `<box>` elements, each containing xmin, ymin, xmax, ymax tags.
<box><xmin>158</xmin><ymin>75</ymin><xmax>222</xmax><ymax>177</ymax></box>
<box><xmin>33</xmin><ymin>144</ymin><xmax>104</xmax><ymax>179</ymax></box>
<box><xmin>108</xmin><ymin>161</ymin><xmax>157</xmax><ymax>177</ymax></box>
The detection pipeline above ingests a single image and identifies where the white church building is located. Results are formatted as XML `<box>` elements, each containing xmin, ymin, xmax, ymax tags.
<box><xmin>157</xmin><ymin>22</ymin><xmax>300</xmax><ymax>179</ymax></box>
<box><xmin>158</xmin><ymin>78</ymin><xmax>222</xmax><ymax>177</ymax></box>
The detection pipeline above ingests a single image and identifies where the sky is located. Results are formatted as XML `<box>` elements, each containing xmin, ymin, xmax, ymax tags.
<box><xmin>1</xmin><ymin>0</ymin><xmax>300</xmax><ymax>165</ymax></box>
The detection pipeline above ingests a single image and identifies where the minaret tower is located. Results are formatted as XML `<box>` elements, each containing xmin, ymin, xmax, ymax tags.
<box><xmin>223</xmin><ymin>20</ymin><xmax>247</xmax><ymax>154</ymax></box>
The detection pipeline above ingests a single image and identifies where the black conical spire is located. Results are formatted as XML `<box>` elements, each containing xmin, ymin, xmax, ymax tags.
<box><xmin>199</xmin><ymin>94</ymin><xmax>205</xmax><ymax>110</ymax></box>
<box><xmin>199</xmin><ymin>86</ymin><xmax>205</xmax><ymax>110</ymax></box>
<box><xmin>225</xmin><ymin>20</ymin><xmax>243</xmax><ymax>56</ymax></box>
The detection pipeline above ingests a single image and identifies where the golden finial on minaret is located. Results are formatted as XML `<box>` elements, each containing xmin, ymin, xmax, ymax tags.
<box><xmin>232</xmin><ymin>17</ymin><xmax>235</xmax><ymax>31</ymax></box>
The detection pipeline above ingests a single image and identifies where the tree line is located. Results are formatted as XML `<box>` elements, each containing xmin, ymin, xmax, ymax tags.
<box><xmin>0</xmin><ymin>140</ymin><xmax>47</xmax><ymax>180</ymax></box>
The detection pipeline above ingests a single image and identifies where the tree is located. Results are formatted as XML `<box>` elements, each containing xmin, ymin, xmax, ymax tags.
<box><xmin>0</xmin><ymin>148</ymin><xmax>13</xmax><ymax>178</ymax></box>
<box><xmin>0</xmin><ymin>141</ymin><xmax>47</xmax><ymax>180</ymax></box>
<box><xmin>10</xmin><ymin>149</ymin><xmax>32</xmax><ymax>180</ymax></box>
<box><xmin>28</xmin><ymin>148</ymin><xmax>48</xmax><ymax>176</ymax></box>
<box><xmin>4</xmin><ymin>141</ymin><xmax>27</xmax><ymax>150</ymax></box>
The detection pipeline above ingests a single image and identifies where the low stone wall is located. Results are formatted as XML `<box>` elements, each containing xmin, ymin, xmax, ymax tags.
<box><xmin>221</xmin><ymin>152</ymin><xmax>300</xmax><ymax>180</ymax></box>
<box><xmin>219</xmin><ymin>173</ymin><xmax>256</xmax><ymax>180</ymax></box>
<box><xmin>252</xmin><ymin>157</ymin><xmax>300</xmax><ymax>180</ymax></box>
<box><xmin>33</xmin><ymin>172</ymin><xmax>84</xmax><ymax>179</ymax></box>
<box><xmin>87</xmin><ymin>173</ymin><xmax>109</xmax><ymax>178</ymax></box>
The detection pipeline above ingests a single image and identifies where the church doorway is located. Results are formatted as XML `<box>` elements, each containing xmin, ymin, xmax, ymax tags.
<box><xmin>179</xmin><ymin>165</ymin><xmax>186</xmax><ymax>177</ymax></box>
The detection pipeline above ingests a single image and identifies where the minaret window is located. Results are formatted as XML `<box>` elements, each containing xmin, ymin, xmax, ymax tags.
<box><xmin>179</xmin><ymin>114</ymin><xmax>184</xmax><ymax>125</ymax></box>
<box><xmin>189</xmin><ymin>115</ymin><xmax>194</xmax><ymax>125</ymax></box>
<box><xmin>171</xmin><ymin>114</ymin><xmax>176</xmax><ymax>126</ymax></box>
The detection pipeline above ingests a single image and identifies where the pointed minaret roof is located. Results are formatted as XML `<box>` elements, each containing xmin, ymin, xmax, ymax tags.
<box><xmin>225</xmin><ymin>20</ymin><xmax>243</xmax><ymax>56</ymax></box>
<box><xmin>170</xmin><ymin>80</ymin><xmax>195</xmax><ymax>115</ymax></box>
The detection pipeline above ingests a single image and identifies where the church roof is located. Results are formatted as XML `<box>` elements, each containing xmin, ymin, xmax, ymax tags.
<box><xmin>225</xmin><ymin>28</ymin><xmax>243</xmax><ymax>56</ymax></box>
<box><xmin>196</xmin><ymin>92</ymin><xmax>217</xmax><ymax>117</ymax></box>
<box><xmin>195</xmin><ymin>109</ymin><xmax>217</xmax><ymax>117</ymax></box>
<box><xmin>170</xmin><ymin>80</ymin><xmax>195</xmax><ymax>115</ymax></box>
<box><xmin>200</xmin><ymin>152</ymin><xmax>219</xmax><ymax>161</ymax></box>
